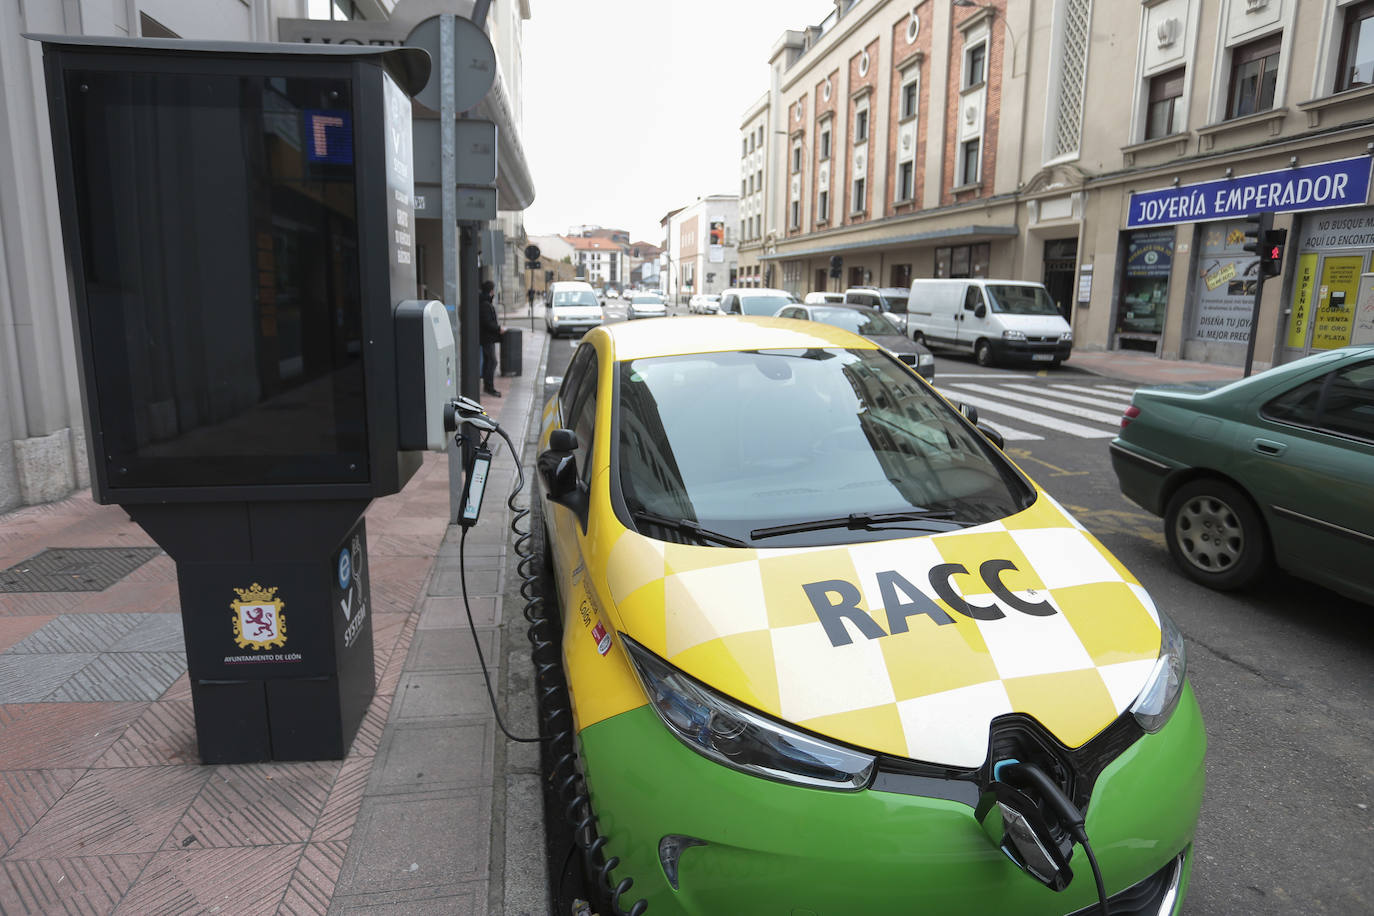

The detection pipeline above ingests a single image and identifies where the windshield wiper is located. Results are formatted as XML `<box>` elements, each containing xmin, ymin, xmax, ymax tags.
<box><xmin>750</xmin><ymin>509</ymin><xmax>958</xmax><ymax>540</ymax></box>
<box><xmin>630</xmin><ymin>509</ymin><xmax>750</xmax><ymax>547</ymax></box>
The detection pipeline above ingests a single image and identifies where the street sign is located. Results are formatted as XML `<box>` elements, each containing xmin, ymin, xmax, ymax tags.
<box><xmin>412</xmin><ymin>118</ymin><xmax>497</xmax><ymax>186</ymax></box>
<box><xmin>413</xmin><ymin>183</ymin><xmax>498</xmax><ymax>221</ymax></box>
<box><xmin>525</xmin><ymin>244</ymin><xmax>541</xmax><ymax>261</ymax></box>
<box><xmin>404</xmin><ymin>15</ymin><xmax>497</xmax><ymax>113</ymax></box>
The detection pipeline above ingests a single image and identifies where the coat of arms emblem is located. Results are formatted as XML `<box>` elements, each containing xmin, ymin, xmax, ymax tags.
<box><xmin>231</xmin><ymin>583</ymin><xmax>287</xmax><ymax>650</ymax></box>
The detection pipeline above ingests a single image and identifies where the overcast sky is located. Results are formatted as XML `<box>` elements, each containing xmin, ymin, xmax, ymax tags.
<box><xmin>521</xmin><ymin>0</ymin><xmax>828</xmax><ymax>244</ymax></box>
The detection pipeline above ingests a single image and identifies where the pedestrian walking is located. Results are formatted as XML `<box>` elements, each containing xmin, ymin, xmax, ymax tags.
<box><xmin>479</xmin><ymin>280</ymin><xmax>503</xmax><ymax>398</ymax></box>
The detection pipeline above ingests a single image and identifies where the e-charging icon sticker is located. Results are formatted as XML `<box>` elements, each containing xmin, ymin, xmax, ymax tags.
<box><xmin>337</xmin><ymin>548</ymin><xmax>352</xmax><ymax>590</ymax></box>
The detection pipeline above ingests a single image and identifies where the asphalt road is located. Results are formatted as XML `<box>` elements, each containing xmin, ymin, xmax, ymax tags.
<box><xmin>537</xmin><ymin>303</ymin><xmax>1373</xmax><ymax>915</ymax></box>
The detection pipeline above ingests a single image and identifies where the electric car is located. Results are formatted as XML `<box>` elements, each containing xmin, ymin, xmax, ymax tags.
<box><xmin>536</xmin><ymin>316</ymin><xmax>1205</xmax><ymax>915</ymax></box>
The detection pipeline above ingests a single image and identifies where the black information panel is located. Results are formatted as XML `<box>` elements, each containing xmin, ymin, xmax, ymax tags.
<box><xmin>64</xmin><ymin>69</ymin><xmax>370</xmax><ymax>487</ymax></box>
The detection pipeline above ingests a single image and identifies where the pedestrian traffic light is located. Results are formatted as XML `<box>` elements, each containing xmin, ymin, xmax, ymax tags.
<box><xmin>1259</xmin><ymin>228</ymin><xmax>1287</xmax><ymax>279</ymax></box>
<box><xmin>829</xmin><ymin>254</ymin><xmax>843</xmax><ymax>279</ymax></box>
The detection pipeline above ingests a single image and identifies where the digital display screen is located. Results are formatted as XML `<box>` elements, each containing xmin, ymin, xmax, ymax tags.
<box><xmin>64</xmin><ymin>69</ymin><xmax>370</xmax><ymax>488</ymax></box>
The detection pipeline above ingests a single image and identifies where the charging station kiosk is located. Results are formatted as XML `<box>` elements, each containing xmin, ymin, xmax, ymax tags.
<box><xmin>35</xmin><ymin>35</ymin><xmax>455</xmax><ymax>763</ymax></box>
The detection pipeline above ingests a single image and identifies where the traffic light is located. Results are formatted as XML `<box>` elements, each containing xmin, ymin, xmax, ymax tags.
<box><xmin>1259</xmin><ymin>228</ymin><xmax>1287</xmax><ymax>279</ymax></box>
<box><xmin>829</xmin><ymin>254</ymin><xmax>843</xmax><ymax>279</ymax></box>
<box><xmin>1239</xmin><ymin>211</ymin><xmax>1272</xmax><ymax>259</ymax></box>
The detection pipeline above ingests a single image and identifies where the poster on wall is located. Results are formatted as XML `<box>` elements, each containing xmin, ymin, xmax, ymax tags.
<box><xmin>1189</xmin><ymin>221</ymin><xmax>1258</xmax><ymax>345</ymax></box>
<box><xmin>1286</xmin><ymin>254</ymin><xmax>1319</xmax><ymax>349</ymax></box>
<box><xmin>708</xmin><ymin>219</ymin><xmax>725</xmax><ymax>263</ymax></box>
<box><xmin>1313</xmin><ymin>255</ymin><xmax>1363</xmax><ymax>350</ymax></box>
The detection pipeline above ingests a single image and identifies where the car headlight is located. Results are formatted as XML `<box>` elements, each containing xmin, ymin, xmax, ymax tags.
<box><xmin>918</xmin><ymin>353</ymin><xmax>935</xmax><ymax>367</ymax></box>
<box><xmin>1130</xmin><ymin>609</ymin><xmax>1186</xmax><ymax>733</ymax></box>
<box><xmin>1059</xmin><ymin>331</ymin><xmax>1074</xmax><ymax>342</ymax></box>
<box><xmin>1002</xmin><ymin>329</ymin><xmax>1026</xmax><ymax>341</ymax></box>
<box><xmin>623</xmin><ymin>635</ymin><xmax>876</xmax><ymax>790</ymax></box>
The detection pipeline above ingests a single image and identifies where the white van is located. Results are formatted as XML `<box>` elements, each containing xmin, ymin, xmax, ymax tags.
<box><xmin>906</xmin><ymin>279</ymin><xmax>1072</xmax><ymax>367</ymax></box>
<box><xmin>546</xmin><ymin>280</ymin><xmax>604</xmax><ymax>338</ymax></box>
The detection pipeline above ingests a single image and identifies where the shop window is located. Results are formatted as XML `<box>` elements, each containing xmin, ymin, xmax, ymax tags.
<box><xmin>1146</xmin><ymin>68</ymin><xmax>1185</xmax><ymax>139</ymax></box>
<box><xmin>848</xmin><ymin>266</ymin><xmax>865</xmax><ymax>288</ymax></box>
<box><xmin>1117</xmin><ymin>228</ymin><xmax>1174</xmax><ymax>349</ymax></box>
<box><xmin>1337</xmin><ymin>1</ymin><xmax>1374</xmax><ymax>91</ymax></box>
<box><xmin>934</xmin><ymin>243</ymin><xmax>990</xmax><ymax>279</ymax></box>
<box><xmin>815</xmin><ymin>268</ymin><xmax>827</xmax><ymax>291</ymax></box>
<box><xmin>890</xmin><ymin>263</ymin><xmax>912</xmax><ymax>288</ymax></box>
<box><xmin>1227</xmin><ymin>34</ymin><xmax>1282</xmax><ymax>119</ymax></box>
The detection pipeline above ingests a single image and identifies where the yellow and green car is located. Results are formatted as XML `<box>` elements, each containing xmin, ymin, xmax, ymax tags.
<box><xmin>537</xmin><ymin>316</ymin><xmax>1204</xmax><ymax>915</ymax></box>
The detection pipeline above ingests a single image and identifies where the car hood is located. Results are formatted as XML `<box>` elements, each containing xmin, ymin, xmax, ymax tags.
<box><xmin>867</xmin><ymin>333</ymin><xmax>919</xmax><ymax>355</ymax></box>
<box><xmin>602</xmin><ymin>493</ymin><xmax>1162</xmax><ymax>769</ymax></box>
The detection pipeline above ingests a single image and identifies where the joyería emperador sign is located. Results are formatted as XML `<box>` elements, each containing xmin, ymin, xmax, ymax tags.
<box><xmin>1127</xmin><ymin>156</ymin><xmax>1372</xmax><ymax>228</ymax></box>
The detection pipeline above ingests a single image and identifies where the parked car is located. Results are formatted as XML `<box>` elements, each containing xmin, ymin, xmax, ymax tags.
<box><xmin>843</xmin><ymin>287</ymin><xmax>912</xmax><ymax>332</ymax></box>
<box><xmin>1110</xmin><ymin>345</ymin><xmax>1374</xmax><ymax>603</ymax></box>
<box><xmin>803</xmin><ymin>291</ymin><xmax>845</xmax><ymax>304</ymax></box>
<box><xmin>719</xmin><ymin>287</ymin><xmax>799</xmax><ymax>316</ymax></box>
<box><xmin>775</xmin><ymin>302</ymin><xmax>936</xmax><ymax>379</ymax></box>
<box><xmin>627</xmin><ymin>292</ymin><xmax>668</xmax><ymax>320</ymax></box>
<box><xmin>688</xmin><ymin>293</ymin><xmax>722</xmax><ymax>314</ymax></box>
<box><xmin>545</xmin><ymin>280</ymin><xmax>604</xmax><ymax>338</ymax></box>
<box><xmin>907</xmin><ymin>279</ymin><xmax>1072</xmax><ymax>367</ymax></box>
<box><xmin>536</xmin><ymin>316</ymin><xmax>1204</xmax><ymax>915</ymax></box>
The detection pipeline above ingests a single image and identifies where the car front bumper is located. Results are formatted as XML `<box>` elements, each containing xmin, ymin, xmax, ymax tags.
<box><xmin>578</xmin><ymin>686</ymin><xmax>1205</xmax><ymax>915</ymax></box>
<box><xmin>990</xmin><ymin>339</ymin><xmax>1073</xmax><ymax>363</ymax></box>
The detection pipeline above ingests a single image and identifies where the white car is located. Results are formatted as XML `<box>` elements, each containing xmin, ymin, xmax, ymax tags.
<box><xmin>688</xmin><ymin>293</ymin><xmax>722</xmax><ymax>314</ymax></box>
<box><xmin>545</xmin><ymin>280</ymin><xmax>604</xmax><ymax>338</ymax></box>
<box><xmin>803</xmin><ymin>291</ymin><xmax>844</xmax><ymax>304</ymax></box>
<box><xmin>718</xmin><ymin>287</ymin><xmax>800</xmax><ymax>316</ymax></box>
<box><xmin>627</xmin><ymin>293</ymin><xmax>668</xmax><ymax>320</ymax></box>
<box><xmin>605</xmin><ymin>288</ymin><xmax>620</xmax><ymax>299</ymax></box>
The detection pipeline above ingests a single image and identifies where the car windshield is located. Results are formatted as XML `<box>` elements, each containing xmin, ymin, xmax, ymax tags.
<box><xmin>633</xmin><ymin>296</ymin><xmax>662</xmax><ymax>305</ymax></box>
<box><xmin>615</xmin><ymin>348</ymin><xmax>1032</xmax><ymax>545</ymax></box>
<box><xmin>986</xmin><ymin>285</ymin><xmax>1059</xmax><ymax>315</ymax></box>
<box><xmin>739</xmin><ymin>294</ymin><xmax>796</xmax><ymax>315</ymax></box>
<box><xmin>554</xmin><ymin>291</ymin><xmax>598</xmax><ymax>307</ymax></box>
<box><xmin>808</xmin><ymin>307</ymin><xmax>902</xmax><ymax>337</ymax></box>
<box><xmin>883</xmin><ymin>293</ymin><xmax>909</xmax><ymax>314</ymax></box>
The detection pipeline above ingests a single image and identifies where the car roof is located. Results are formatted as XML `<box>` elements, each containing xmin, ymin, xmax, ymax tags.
<box><xmin>722</xmin><ymin>287</ymin><xmax>792</xmax><ymax>296</ymax></box>
<box><xmin>593</xmin><ymin>315</ymin><xmax>880</xmax><ymax>361</ymax></box>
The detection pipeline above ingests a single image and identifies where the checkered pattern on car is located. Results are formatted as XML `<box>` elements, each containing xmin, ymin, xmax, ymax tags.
<box><xmin>603</xmin><ymin>494</ymin><xmax>1162</xmax><ymax>769</ymax></box>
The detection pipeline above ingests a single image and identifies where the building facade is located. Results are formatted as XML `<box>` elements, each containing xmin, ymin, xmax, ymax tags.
<box><xmin>743</xmin><ymin>0</ymin><xmax>1374</xmax><ymax>368</ymax></box>
<box><xmin>567</xmin><ymin>236</ymin><xmax>628</xmax><ymax>288</ymax></box>
<box><xmin>0</xmin><ymin>0</ymin><xmax>533</xmax><ymax>511</ymax></box>
<box><xmin>663</xmin><ymin>196</ymin><xmax>740</xmax><ymax>303</ymax></box>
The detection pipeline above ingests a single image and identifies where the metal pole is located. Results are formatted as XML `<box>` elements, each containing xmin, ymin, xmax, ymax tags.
<box><xmin>1242</xmin><ymin>276</ymin><xmax>1266</xmax><ymax>378</ymax></box>
<box><xmin>459</xmin><ymin>223</ymin><xmax>481</xmax><ymax>400</ymax></box>
<box><xmin>440</xmin><ymin>14</ymin><xmax>458</xmax><ymax>335</ymax></box>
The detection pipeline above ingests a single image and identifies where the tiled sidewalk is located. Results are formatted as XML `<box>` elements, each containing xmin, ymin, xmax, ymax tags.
<box><xmin>0</xmin><ymin>323</ymin><xmax>547</xmax><ymax>914</ymax></box>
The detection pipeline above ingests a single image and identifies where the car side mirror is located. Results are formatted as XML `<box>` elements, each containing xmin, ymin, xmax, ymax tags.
<box><xmin>979</xmin><ymin>424</ymin><xmax>1005</xmax><ymax>450</ymax></box>
<box><xmin>974</xmin><ymin>304</ymin><xmax>987</xmax><ymax>319</ymax></box>
<box><xmin>958</xmin><ymin>403</ymin><xmax>978</xmax><ymax>425</ymax></box>
<box><xmin>538</xmin><ymin>428</ymin><xmax>588</xmax><ymax>520</ymax></box>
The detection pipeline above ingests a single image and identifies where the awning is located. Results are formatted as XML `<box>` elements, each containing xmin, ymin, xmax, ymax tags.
<box><xmin>760</xmin><ymin>224</ymin><xmax>1019</xmax><ymax>260</ymax></box>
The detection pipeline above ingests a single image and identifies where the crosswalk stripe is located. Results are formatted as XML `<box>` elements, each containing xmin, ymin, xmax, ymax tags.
<box><xmin>942</xmin><ymin>383</ymin><xmax>1125</xmax><ymax>425</ymax></box>
<box><xmin>980</xmin><ymin>422</ymin><xmax>1043</xmax><ymax>441</ymax></box>
<box><xmin>1095</xmin><ymin>384</ymin><xmax>1141</xmax><ymax>396</ymax></box>
<box><xmin>937</xmin><ymin>390</ymin><xmax>1117</xmax><ymax>438</ymax></box>
<box><xmin>934</xmin><ymin>372</ymin><xmax>1022</xmax><ymax>379</ymax></box>
<box><xmin>1048</xmin><ymin>383</ymin><xmax>1134</xmax><ymax>403</ymax></box>
<box><xmin>1001</xmin><ymin>383</ymin><xmax>1132</xmax><ymax>414</ymax></box>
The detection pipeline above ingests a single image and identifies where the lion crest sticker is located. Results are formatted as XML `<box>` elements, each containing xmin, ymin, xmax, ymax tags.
<box><xmin>231</xmin><ymin>583</ymin><xmax>287</xmax><ymax>651</ymax></box>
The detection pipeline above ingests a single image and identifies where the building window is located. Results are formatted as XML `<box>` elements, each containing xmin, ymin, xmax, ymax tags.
<box><xmin>852</xmin><ymin>177</ymin><xmax>866</xmax><ymax>212</ymax></box>
<box><xmin>792</xmin><ymin>144</ymin><xmax>803</xmax><ymax>172</ymax></box>
<box><xmin>1145</xmin><ymin>68</ymin><xmax>1185</xmax><ymax>139</ymax></box>
<box><xmin>1227</xmin><ymin>33</ymin><xmax>1282</xmax><ymax>119</ymax></box>
<box><xmin>890</xmin><ymin>263</ymin><xmax>912</xmax><ymax>288</ymax></box>
<box><xmin>959</xmin><ymin>138</ymin><xmax>980</xmax><ymax>186</ymax></box>
<box><xmin>818</xmin><ymin>189</ymin><xmax>829</xmax><ymax>221</ymax></box>
<box><xmin>1337</xmin><ymin>1</ymin><xmax>1374</xmax><ymax>91</ymax></box>
<box><xmin>935</xmin><ymin>243</ymin><xmax>990</xmax><ymax>278</ymax></box>
<box><xmin>896</xmin><ymin>161</ymin><xmax>914</xmax><ymax>201</ymax></box>
<box><xmin>965</xmin><ymin>42</ymin><xmax>986</xmax><ymax>88</ymax></box>
<box><xmin>855</xmin><ymin>105</ymin><xmax>869</xmax><ymax>143</ymax></box>
<box><xmin>1048</xmin><ymin>0</ymin><xmax>1091</xmax><ymax>160</ymax></box>
<box><xmin>790</xmin><ymin>200</ymin><xmax>800</xmax><ymax>229</ymax></box>
<box><xmin>820</xmin><ymin>126</ymin><xmax>831</xmax><ymax>159</ymax></box>
<box><xmin>742</xmin><ymin>138</ymin><xmax>748</xmax><ymax>156</ymax></box>
<box><xmin>901</xmin><ymin>76</ymin><xmax>919</xmax><ymax>119</ymax></box>
<box><xmin>741</xmin><ymin>179</ymin><xmax>748</xmax><ymax>196</ymax></box>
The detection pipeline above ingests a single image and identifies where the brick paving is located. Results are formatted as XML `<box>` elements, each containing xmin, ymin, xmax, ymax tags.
<box><xmin>0</xmin><ymin>320</ymin><xmax>546</xmax><ymax>915</ymax></box>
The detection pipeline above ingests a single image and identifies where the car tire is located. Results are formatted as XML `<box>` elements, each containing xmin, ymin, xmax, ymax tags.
<box><xmin>974</xmin><ymin>339</ymin><xmax>995</xmax><ymax>367</ymax></box>
<box><xmin>1164</xmin><ymin>478</ymin><xmax>1268</xmax><ymax>591</ymax></box>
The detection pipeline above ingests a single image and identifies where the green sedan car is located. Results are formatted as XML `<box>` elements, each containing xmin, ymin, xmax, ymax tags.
<box><xmin>1110</xmin><ymin>346</ymin><xmax>1374</xmax><ymax>602</ymax></box>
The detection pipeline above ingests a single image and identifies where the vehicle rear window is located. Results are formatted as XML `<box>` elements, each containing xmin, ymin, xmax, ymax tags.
<box><xmin>739</xmin><ymin>295</ymin><xmax>796</xmax><ymax>315</ymax></box>
<box><xmin>615</xmin><ymin>348</ymin><xmax>1033</xmax><ymax>546</ymax></box>
<box><xmin>809</xmin><ymin>307</ymin><xmax>902</xmax><ymax>337</ymax></box>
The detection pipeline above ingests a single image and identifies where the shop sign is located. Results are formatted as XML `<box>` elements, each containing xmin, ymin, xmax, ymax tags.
<box><xmin>1125</xmin><ymin>229</ymin><xmax>1174</xmax><ymax>277</ymax></box>
<box><xmin>1298</xmin><ymin>207</ymin><xmax>1374</xmax><ymax>250</ymax></box>
<box><xmin>1127</xmin><ymin>156</ymin><xmax>1372</xmax><ymax>228</ymax></box>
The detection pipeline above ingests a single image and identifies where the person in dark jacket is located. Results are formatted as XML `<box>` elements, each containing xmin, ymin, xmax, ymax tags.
<box><xmin>479</xmin><ymin>280</ymin><xmax>502</xmax><ymax>398</ymax></box>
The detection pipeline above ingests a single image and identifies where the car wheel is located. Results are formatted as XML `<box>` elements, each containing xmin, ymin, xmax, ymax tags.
<box><xmin>1164</xmin><ymin>478</ymin><xmax>1268</xmax><ymax>590</ymax></box>
<box><xmin>974</xmin><ymin>339</ymin><xmax>995</xmax><ymax>367</ymax></box>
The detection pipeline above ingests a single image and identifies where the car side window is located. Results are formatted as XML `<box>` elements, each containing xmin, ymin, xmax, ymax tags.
<box><xmin>564</xmin><ymin>350</ymin><xmax>600</xmax><ymax>481</ymax></box>
<box><xmin>781</xmin><ymin>307</ymin><xmax>802</xmax><ymax>319</ymax></box>
<box><xmin>964</xmin><ymin>287</ymin><xmax>984</xmax><ymax>311</ymax></box>
<box><xmin>559</xmin><ymin>343</ymin><xmax>594</xmax><ymax>412</ymax></box>
<box><xmin>1262</xmin><ymin>360</ymin><xmax>1374</xmax><ymax>442</ymax></box>
<box><xmin>724</xmin><ymin>295</ymin><xmax>738</xmax><ymax>313</ymax></box>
